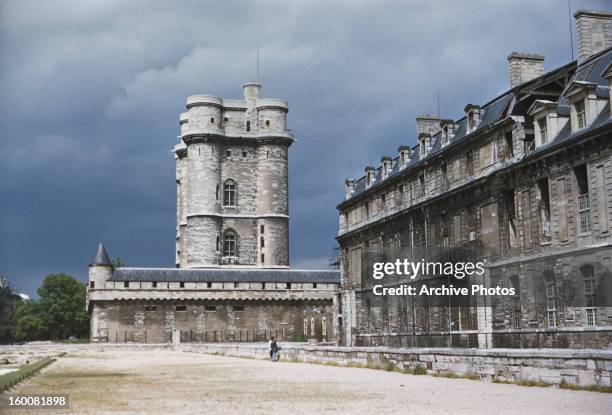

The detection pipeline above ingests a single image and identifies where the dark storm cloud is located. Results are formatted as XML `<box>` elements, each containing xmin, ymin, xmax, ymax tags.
<box><xmin>1</xmin><ymin>0</ymin><xmax>609</xmax><ymax>296</ymax></box>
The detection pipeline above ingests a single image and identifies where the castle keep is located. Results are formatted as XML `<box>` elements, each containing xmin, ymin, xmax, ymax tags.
<box><xmin>88</xmin><ymin>83</ymin><xmax>340</xmax><ymax>343</ymax></box>
<box><xmin>336</xmin><ymin>10</ymin><xmax>612</xmax><ymax>349</ymax></box>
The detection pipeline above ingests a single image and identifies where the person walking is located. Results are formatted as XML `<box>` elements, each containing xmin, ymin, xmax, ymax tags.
<box><xmin>269</xmin><ymin>337</ymin><xmax>279</xmax><ymax>361</ymax></box>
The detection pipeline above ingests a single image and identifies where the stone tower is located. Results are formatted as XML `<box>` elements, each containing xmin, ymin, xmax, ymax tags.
<box><xmin>174</xmin><ymin>83</ymin><xmax>293</xmax><ymax>269</ymax></box>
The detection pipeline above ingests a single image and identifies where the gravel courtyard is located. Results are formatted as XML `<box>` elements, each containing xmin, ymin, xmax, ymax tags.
<box><xmin>6</xmin><ymin>350</ymin><xmax>612</xmax><ymax>414</ymax></box>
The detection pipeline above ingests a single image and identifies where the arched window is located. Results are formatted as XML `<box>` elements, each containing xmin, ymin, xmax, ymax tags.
<box><xmin>224</xmin><ymin>180</ymin><xmax>236</xmax><ymax>207</ymax></box>
<box><xmin>303</xmin><ymin>318</ymin><xmax>308</xmax><ymax>337</ymax></box>
<box><xmin>216</xmin><ymin>184</ymin><xmax>219</xmax><ymax>201</ymax></box>
<box><xmin>581</xmin><ymin>264</ymin><xmax>597</xmax><ymax>326</ymax></box>
<box><xmin>223</xmin><ymin>231</ymin><xmax>237</xmax><ymax>257</ymax></box>
<box><xmin>215</xmin><ymin>235</ymin><xmax>220</xmax><ymax>253</ymax></box>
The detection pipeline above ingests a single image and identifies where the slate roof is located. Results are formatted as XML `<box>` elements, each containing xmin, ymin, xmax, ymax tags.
<box><xmin>347</xmin><ymin>92</ymin><xmax>513</xmax><ymax>199</ymax></box>
<box><xmin>110</xmin><ymin>268</ymin><xmax>341</xmax><ymax>284</ymax></box>
<box><xmin>341</xmin><ymin>46</ymin><xmax>612</xmax><ymax>207</ymax></box>
<box><xmin>90</xmin><ymin>243</ymin><xmax>112</xmax><ymax>266</ymax></box>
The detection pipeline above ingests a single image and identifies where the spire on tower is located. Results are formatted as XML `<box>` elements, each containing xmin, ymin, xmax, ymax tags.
<box><xmin>90</xmin><ymin>242</ymin><xmax>112</xmax><ymax>267</ymax></box>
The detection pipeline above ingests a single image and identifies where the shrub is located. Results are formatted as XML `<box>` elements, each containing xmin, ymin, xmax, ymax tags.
<box><xmin>0</xmin><ymin>357</ymin><xmax>56</xmax><ymax>393</ymax></box>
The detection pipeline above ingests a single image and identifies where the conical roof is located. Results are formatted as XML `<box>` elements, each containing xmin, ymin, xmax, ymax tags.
<box><xmin>90</xmin><ymin>242</ymin><xmax>112</xmax><ymax>266</ymax></box>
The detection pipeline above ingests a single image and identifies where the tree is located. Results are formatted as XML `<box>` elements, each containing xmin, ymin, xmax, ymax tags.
<box><xmin>14</xmin><ymin>301</ymin><xmax>46</xmax><ymax>341</ymax></box>
<box><xmin>13</xmin><ymin>274</ymin><xmax>89</xmax><ymax>341</ymax></box>
<box><xmin>37</xmin><ymin>274</ymin><xmax>89</xmax><ymax>340</ymax></box>
<box><xmin>112</xmin><ymin>258</ymin><xmax>125</xmax><ymax>268</ymax></box>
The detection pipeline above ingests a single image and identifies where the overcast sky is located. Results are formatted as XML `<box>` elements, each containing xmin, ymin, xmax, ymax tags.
<box><xmin>1</xmin><ymin>0</ymin><xmax>609</xmax><ymax>297</ymax></box>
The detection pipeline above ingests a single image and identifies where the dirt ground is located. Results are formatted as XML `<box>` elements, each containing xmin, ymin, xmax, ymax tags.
<box><xmin>4</xmin><ymin>350</ymin><xmax>612</xmax><ymax>414</ymax></box>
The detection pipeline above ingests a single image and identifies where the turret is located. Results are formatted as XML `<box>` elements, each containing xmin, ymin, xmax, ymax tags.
<box><xmin>88</xmin><ymin>243</ymin><xmax>113</xmax><ymax>290</ymax></box>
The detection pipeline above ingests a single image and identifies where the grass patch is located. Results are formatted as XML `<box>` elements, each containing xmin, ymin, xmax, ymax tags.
<box><xmin>0</xmin><ymin>357</ymin><xmax>56</xmax><ymax>393</ymax></box>
<box><xmin>412</xmin><ymin>366</ymin><xmax>428</xmax><ymax>375</ymax></box>
<box><xmin>493</xmin><ymin>379</ymin><xmax>553</xmax><ymax>387</ymax></box>
<box><xmin>432</xmin><ymin>371</ymin><xmax>480</xmax><ymax>381</ymax></box>
<box><xmin>433</xmin><ymin>371</ymin><xmax>459</xmax><ymax>378</ymax></box>
<box><xmin>559</xmin><ymin>380</ymin><xmax>612</xmax><ymax>393</ymax></box>
<box><xmin>382</xmin><ymin>362</ymin><xmax>395</xmax><ymax>372</ymax></box>
<box><xmin>46</xmin><ymin>372</ymin><xmax>130</xmax><ymax>379</ymax></box>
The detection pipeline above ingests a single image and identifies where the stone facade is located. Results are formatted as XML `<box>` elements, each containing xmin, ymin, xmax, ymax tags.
<box><xmin>88</xmin><ymin>83</ymin><xmax>340</xmax><ymax>343</ymax></box>
<box><xmin>336</xmin><ymin>12</ymin><xmax>612</xmax><ymax>349</ymax></box>
<box><xmin>175</xmin><ymin>83</ymin><xmax>291</xmax><ymax>268</ymax></box>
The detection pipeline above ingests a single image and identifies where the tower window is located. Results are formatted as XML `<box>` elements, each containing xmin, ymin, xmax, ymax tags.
<box><xmin>233</xmin><ymin>305</ymin><xmax>245</xmax><ymax>312</ymax></box>
<box><xmin>260</xmin><ymin>236</ymin><xmax>265</xmax><ymax>248</ymax></box>
<box><xmin>261</xmin><ymin>253</ymin><xmax>265</xmax><ymax>263</ymax></box>
<box><xmin>216</xmin><ymin>184</ymin><xmax>219</xmax><ymax>201</ymax></box>
<box><xmin>242</xmin><ymin>150</ymin><xmax>248</xmax><ymax>158</ymax></box>
<box><xmin>224</xmin><ymin>231</ymin><xmax>237</xmax><ymax>257</ymax></box>
<box><xmin>226</xmin><ymin>150</ymin><xmax>232</xmax><ymax>158</ymax></box>
<box><xmin>224</xmin><ymin>180</ymin><xmax>236</xmax><ymax>207</ymax></box>
<box><xmin>207</xmin><ymin>282</ymin><xmax>212</xmax><ymax>288</ymax></box>
<box><xmin>205</xmin><ymin>305</ymin><xmax>216</xmax><ymax>312</ymax></box>
<box><xmin>124</xmin><ymin>281</ymin><xmax>129</xmax><ymax>288</ymax></box>
<box><xmin>210</xmin><ymin>117</ymin><xmax>215</xmax><ymax>124</ymax></box>
<box><xmin>313</xmin><ymin>283</ymin><xmax>318</xmax><ymax>289</ymax></box>
<box><xmin>179</xmin><ymin>282</ymin><xmax>185</xmax><ymax>288</ymax></box>
<box><xmin>246</xmin><ymin>120</ymin><xmax>251</xmax><ymax>131</ymax></box>
<box><xmin>224</xmin><ymin>117</ymin><xmax>229</xmax><ymax>122</ymax></box>
<box><xmin>176</xmin><ymin>305</ymin><xmax>187</xmax><ymax>312</ymax></box>
<box><xmin>145</xmin><ymin>305</ymin><xmax>156</xmax><ymax>312</ymax></box>
<box><xmin>152</xmin><ymin>281</ymin><xmax>157</xmax><ymax>288</ymax></box>
<box><xmin>286</xmin><ymin>283</ymin><xmax>292</xmax><ymax>289</ymax></box>
<box><xmin>89</xmin><ymin>281</ymin><xmax>94</xmax><ymax>288</ymax></box>
<box><xmin>216</xmin><ymin>235</ymin><xmax>220</xmax><ymax>252</ymax></box>
<box><xmin>260</xmin><ymin>224</ymin><xmax>265</xmax><ymax>233</ymax></box>
<box><xmin>265</xmin><ymin>120</ymin><xmax>270</xmax><ymax>127</ymax></box>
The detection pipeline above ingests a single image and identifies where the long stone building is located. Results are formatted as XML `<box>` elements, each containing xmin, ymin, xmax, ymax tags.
<box><xmin>336</xmin><ymin>10</ymin><xmax>612</xmax><ymax>349</ymax></box>
<box><xmin>88</xmin><ymin>83</ymin><xmax>340</xmax><ymax>343</ymax></box>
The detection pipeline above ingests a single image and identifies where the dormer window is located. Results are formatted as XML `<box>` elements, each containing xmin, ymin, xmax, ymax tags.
<box><xmin>537</xmin><ymin>117</ymin><xmax>548</xmax><ymax>145</ymax></box>
<box><xmin>381</xmin><ymin>157</ymin><xmax>392</xmax><ymax>179</ymax></box>
<box><xmin>464</xmin><ymin>105</ymin><xmax>481</xmax><ymax>133</ymax></box>
<box><xmin>365</xmin><ymin>167</ymin><xmax>375</xmax><ymax>187</ymax></box>
<box><xmin>398</xmin><ymin>146</ymin><xmax>411</xmax><ymax>168</ymax></box>
<box><xmin>576</xmin><ymin>100</ymin><xmax>586</xmax><ymax>129</ymax></box>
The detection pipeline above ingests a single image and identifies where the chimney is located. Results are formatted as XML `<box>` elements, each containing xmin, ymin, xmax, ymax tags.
<box><xmin>416</xmin><ymin>115</ymin><xmax>441</xmax><ymax>137</ymax></box>
<box><xmin>574</xmin><ymin>10</ymin><xmax>612</xmax><ymax>64</ymax></box>
<box><xmin>507</xmin><ymin>52</ymin><xmax>545</xmax><ymax>88</ymax></box>
<box><xmin>345</xmin><ymin>179</ymin><xmax>355</xmax><ymax>199</ymax></box>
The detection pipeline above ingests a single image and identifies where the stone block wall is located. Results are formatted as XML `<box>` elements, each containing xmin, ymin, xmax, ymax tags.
<box><xmin>179</xmin><ymin>343</ymin><xmax>612</xmax><ymax>387</ymax></box>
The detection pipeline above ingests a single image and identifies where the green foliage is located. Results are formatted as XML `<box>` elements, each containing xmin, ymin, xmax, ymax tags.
<box><xmin>112</xmin><ymin>258</ymin><xmax>125</xmax><ymax>268</ymax></box>
<box><xmin>412</xmin><ymin>365</ymin><xmax>427</xmax><ymax>375</ymax></box>
<box><xmin>559</xmin><ymin>379</ymin><xmax>612</xmax><ymax>393</ymax></box>
<box><xmin>0</xmin><ymin>357</ymin><xmax>56</xmax><ymax>393</ymax></box>
<box><xmin>14</xmin><ymin>301</ymin><xmax>46</xmax><ymax>341</ymax></box>
<box><xmin>14</xmin><ymin>274</ymin><xmax>89</xmax><ymax>341</ymax></box>
<box><xmin>382</xmin><ymin>362</ymin><xmax>395</xmax><ymax>372</ymax></box>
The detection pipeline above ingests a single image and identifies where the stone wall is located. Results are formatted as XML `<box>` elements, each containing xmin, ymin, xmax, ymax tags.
<box><xmin>90</xmin><ymin>300</ymin><xmax>333</xmax><ymax>343</ymax></box>
<box><xmin>178</xmin><ymin>343</ymin><xmax>612</xmax><ymax>387</ymax></box>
